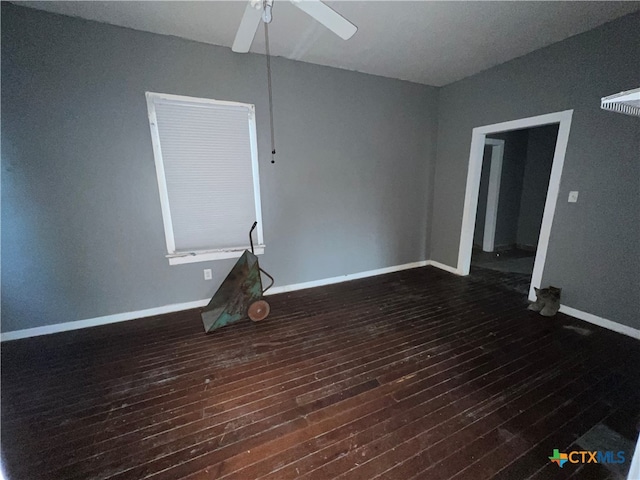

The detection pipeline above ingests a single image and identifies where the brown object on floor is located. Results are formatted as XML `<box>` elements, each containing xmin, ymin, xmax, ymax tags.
<box><xmin>248</xmin><ymin>299</ymin><xmax>270</xmax><ymax>322</ymax></box>
<box><xmin>2</xmin><ymin>266</ymin><xmax>639</xmax><ymax>480</ymax></box>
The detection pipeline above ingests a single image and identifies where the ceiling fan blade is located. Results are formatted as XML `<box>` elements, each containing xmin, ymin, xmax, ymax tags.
<box><xmin>291</xmin><ymin>0</ymin><xmax>357</xmax><ymax>40</ymax></box>
<box><xmin>232</xmin><ymin>2</ymin><xmax>263</xmax><ymax>53</ymax></box>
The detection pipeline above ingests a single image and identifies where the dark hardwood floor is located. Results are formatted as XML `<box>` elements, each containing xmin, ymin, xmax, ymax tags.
<box><xmin>2</xmin><ymin>266</ymin><xmax>639</xmax><ymax>479</ymax></box>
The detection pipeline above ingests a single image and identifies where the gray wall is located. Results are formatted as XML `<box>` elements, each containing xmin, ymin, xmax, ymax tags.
<box><xmin>431</xmin><ymin>12</ymin><xmax>640</xmax><ymax>328</ymax></box>
<box><xmin>517</xmin><ymin>125</ymin><xmax>558</xmax><ymax>248</ymax></box>
<box><xmin>1</xmin><ymin>4</ymin><xmax>438</xmax><ymax>332</ymax></box>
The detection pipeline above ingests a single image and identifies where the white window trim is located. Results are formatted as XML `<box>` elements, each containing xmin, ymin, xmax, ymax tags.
<box><xmin>145</xmin><ymin>92</ymin><xmax>265</xmax><ymax>265</ymax></box>
<box><xmin>166</xmin><ymin>246</ymin><xmax>265</xmax><ymax>266</ymax></box>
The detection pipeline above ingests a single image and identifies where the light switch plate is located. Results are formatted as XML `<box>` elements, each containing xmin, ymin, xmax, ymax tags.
<box><xmin>568</xmin><ymin>191</ymin><xmax>579</xmax><ymax>203</ymax></box>
<box><xmin>204</xmin><ymin>269</ymin><xmax>212</xmax><ymax>280</ymax></box>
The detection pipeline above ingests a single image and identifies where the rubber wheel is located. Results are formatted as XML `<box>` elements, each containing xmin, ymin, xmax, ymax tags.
<box><xmin>248</xmin><ymin>300</ymin><xmax>270</xmax><ymax>322</ymax></box>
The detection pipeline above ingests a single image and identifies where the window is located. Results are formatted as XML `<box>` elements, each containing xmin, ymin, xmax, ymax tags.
<box><xmin>145</xmin><ymin>92</ymin><xmax>264</xmax><ymax>265</ymax></box>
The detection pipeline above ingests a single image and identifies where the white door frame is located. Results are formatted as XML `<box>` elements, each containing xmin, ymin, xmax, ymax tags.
<box><xmin>457</xmin><ymin>110</ymin><xmax>573</xmax><ymax>301</ymax></box>
<box><xmin>482</xmin><ymin>138</ymin><xmax>505</xmax><ymax>252</ymax></box>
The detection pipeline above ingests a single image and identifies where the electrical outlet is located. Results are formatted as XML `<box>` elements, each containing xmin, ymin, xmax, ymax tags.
<box><xmin>568</xmin><ymin>191</ymin><xmax>579</xmax><ymax>203</ymax></box>
<box><xmin>203</xmin><ymin>269</ymin><xmax>212</xmax><ymax>280</ymax></box>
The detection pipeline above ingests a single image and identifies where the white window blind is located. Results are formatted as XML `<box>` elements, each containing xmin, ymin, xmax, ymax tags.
<box><xmin>146</xmin><ymin>92</ymin><xmax>264</xmax><ymax>265</ymax></box>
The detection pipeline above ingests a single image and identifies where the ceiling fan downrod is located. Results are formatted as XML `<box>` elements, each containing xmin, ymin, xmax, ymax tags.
<box><xmin>263</xmin><ymin>0</ymin><xmax>276</xmax><ymax>164</ymax></box>
<box><xmin>262</xmin><ymin>0</ymin><xmax>273</xmax><ymax>24</ymax></box>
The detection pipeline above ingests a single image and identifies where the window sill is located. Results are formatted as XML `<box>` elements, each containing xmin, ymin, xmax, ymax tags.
<box><xmin>167</xmin><ymin>246</ymin><xmax>265</xmax><ymax>265</ymax></box>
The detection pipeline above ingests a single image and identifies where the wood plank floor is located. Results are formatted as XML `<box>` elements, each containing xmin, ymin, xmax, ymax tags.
<box><xmin>2</xmin><ymin>266</ymin><xmax>639</xmax><ymax>480</ymax></box>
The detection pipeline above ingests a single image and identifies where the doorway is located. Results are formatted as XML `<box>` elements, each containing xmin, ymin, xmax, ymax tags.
<box><xmin>456</xmin><ymin>110</ymin><xmax>573</xmax><ymax>301</ymax></box>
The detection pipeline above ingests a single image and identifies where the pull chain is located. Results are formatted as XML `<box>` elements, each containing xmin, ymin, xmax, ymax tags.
<box><xmin>264</xmin><ymin>17</ymin><xmax>276</xmax><ymax>164</ymax></box>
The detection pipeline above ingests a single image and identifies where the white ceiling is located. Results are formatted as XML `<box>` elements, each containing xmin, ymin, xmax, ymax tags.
<box><xmin>13</xmin><ymin>1</ymin><xmax>640</xmax><ymax>86</ymax></box>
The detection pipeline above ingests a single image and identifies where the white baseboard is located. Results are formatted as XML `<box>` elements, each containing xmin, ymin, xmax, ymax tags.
<box><xmin>426</xmin><ymin>260</ymin><xmax>462</xmax><ymax>275</ymax></box>
<box><xmin>0</xmin><ymin>298</ymin><xmax>211</xmax><ymax>342</ymax></box>
<box><xmin>266</xmin><ymin>260</ymin><xmax>429</xmax><ymax>295</ymax></box>
<box><xmin>4</xmin><ymin>260</ymin><xmax>636</xmax><ymax>343</ymax></box>
<box><xmin>0</xmin><ymin>260</ymin><xmax>429</xmax><ymax>342</ymax></box>
<box><xmin>559</xmin><ymin>305</ymin><xmax>640</xmax><ymax>340</ymax></box>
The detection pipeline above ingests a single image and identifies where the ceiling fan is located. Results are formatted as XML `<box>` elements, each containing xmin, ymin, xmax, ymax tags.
<box><xmin>232</xmin><ymin>0</ymin><xmax>358</xmax><ymax>53</ymax></box>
